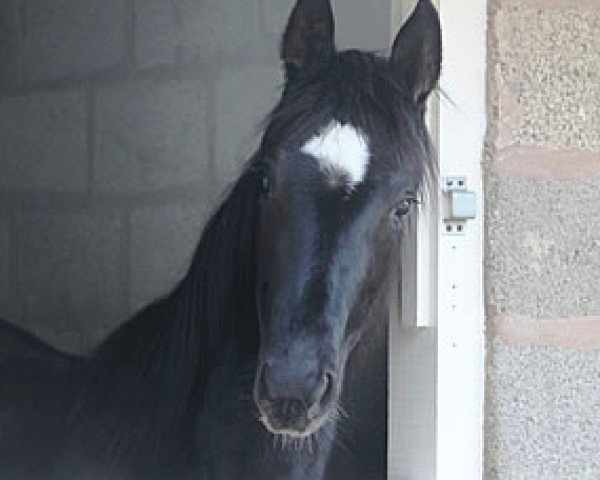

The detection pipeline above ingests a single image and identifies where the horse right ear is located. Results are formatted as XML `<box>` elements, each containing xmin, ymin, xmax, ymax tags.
<box><xmin>281</xmin><ymin>0</ymin><xmax>336</xmax><ymax>79</ymax></box>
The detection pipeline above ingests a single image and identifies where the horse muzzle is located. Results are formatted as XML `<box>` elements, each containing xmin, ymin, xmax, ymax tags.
<box><xmin>254</xmin><ymin>361</ymin><xmax>338</xmax><ymax>437</ymax></box>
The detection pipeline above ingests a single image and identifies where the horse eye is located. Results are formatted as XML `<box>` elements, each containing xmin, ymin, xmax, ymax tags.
<box><xmin>391</xmin><ymin>198</ymin><xmax>418</xmax><ymax>227</ymax></box>
<box><xmin>394</xmin><ymin>199</ymin><xmax>413</xmax><ymax>218</ymax></box>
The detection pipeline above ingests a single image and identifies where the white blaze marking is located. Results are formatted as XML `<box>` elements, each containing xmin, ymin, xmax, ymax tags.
<box><xmin>300</xmin><ymin>121</ymin><xmax>370</xmax><ymax>185</ymax></box>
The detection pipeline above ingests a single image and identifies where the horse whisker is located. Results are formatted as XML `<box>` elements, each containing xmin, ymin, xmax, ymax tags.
<box><xmin>335</xmin><ymin>404</ymin><xmax>350</xmax><ymax>420</ymax></box>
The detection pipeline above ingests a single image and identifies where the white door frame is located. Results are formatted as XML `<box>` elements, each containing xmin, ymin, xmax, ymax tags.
<box><xmin>388</xmin><ymin>1</ymin><xmax>487</xmax><ymax>479</ymax></box>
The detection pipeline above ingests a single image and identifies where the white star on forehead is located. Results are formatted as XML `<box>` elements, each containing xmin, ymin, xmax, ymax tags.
<box><xmin>300</xmin><ymin>121</ymin><xmax>370</xmax><ymax>186</ymax></box>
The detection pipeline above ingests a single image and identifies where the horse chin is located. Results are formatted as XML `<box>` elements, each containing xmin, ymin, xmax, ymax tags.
<box><xmin>259</xmin><ymin>408</ymin><xmax>333</xmax><ymax>439</ymax></box>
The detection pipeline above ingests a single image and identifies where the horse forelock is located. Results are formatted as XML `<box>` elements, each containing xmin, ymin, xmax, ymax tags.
<box><xmin>260</xmin><ymin>49</ymin><xmax>435</xmax><ymax>195</ymax></box>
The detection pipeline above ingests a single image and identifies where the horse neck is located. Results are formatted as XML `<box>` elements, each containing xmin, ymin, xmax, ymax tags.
<box><xmin>72</xmin><ymin>169</ymin><xmax>261</xmax><ymax>464</ymax></box>
<box><xmin>95</xmin><ymin>166</ymin><xmax>260</xmax><ymax>381</ymax></box>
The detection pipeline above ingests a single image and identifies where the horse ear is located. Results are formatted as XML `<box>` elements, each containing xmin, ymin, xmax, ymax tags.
<box><xmin>390</xmin><ymin>0</ymin><xmax>441</xmax><ymax>104</ymax></box>
<box><xmin>281</xmin><ymin>0</ymin><xmax>336</xmax><ymax>78</ymax></box>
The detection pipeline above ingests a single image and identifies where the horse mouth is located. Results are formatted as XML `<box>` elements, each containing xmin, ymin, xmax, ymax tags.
<box><xmin>258</xmin><ymin>402</ymin><xmax>332</xmax><ymax>439</ymax></box>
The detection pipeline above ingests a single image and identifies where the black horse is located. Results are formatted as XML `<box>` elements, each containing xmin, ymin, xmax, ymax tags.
<box><xmin>0</xmin><ymin>0</ymin><xmax>441</xmax><ymax>478</ymax></box>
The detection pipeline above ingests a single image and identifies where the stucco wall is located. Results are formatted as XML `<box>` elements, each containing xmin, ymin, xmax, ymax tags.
<box><xmin>0</xmin><ymin>0</ymin><xmax>390</xmax><ymax>353</ymax></box>
<box><xmin>485</xmin><ymin>0</ymin><xmax>600</xmax><ymax>478</ymax></box>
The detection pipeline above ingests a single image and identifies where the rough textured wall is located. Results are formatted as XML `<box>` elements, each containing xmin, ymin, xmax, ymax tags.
<box><xmin>0</xmin><ymin>0</ymin><xmax>389</xmax><ymax>355</ymax></box>
<box><xmin>485</xmin><ymin>0</ymin><xmax>600</xmax><ymax>478</ymax></box>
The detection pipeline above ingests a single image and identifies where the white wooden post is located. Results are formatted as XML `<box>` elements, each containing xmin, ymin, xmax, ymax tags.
<box><xmin>389</xmin><ymin>0</ymin><xmax>486</xmax><ymax>479</ymax></box>
<box><xmin>435</xmin><ymin>0</ymin><xmax>486</xmax><ymax>478</ymax></box>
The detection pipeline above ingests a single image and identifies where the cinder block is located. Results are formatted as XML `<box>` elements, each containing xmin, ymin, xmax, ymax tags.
<box><xmin>262</xmin><ymin>0</ymin><xmax>293</xmax><ymax>35</ymax></box>
<box><xmin>486</xmin><ymin>174</ymin><xmax>600</xmax><ymax>318</ymax></box>
<box><xmin>22</xmin><ymin>0</ymin><xmax>126</xmax><ymax>81</ymax></box>
<box><xmin>0</xmin><ymin>91</ymin><xmax>88</xmax><ymax>192</ymax></box>
<box><xmin>263</xmin><ymin>0</ymin><xmax>392</xmax><ymax>50</ymax></box>
<box><xmin>263</xmin><ymin>0</ymin><xmax>390</xmax><ymax>52</ymax></box>
<box><xmin>333</xmin><ymin>0</ymin><xmax>391</xmax><ymax>51</ymax></box>
<box><xmin>95</xmin><ymin>79</ymin><xmax>210</xmax><ymax>193</ymax></box>
<box><xmin>485</xmin><ymin>338</ymin><xmax>600</xmax><ymax>479</ymax></box>
<box><xmin>130</xmin><ymin>202</ymin><xmax>213</xmax><ymax>312</ymax></box>
<box><xmin>491</xmin><ymin>5</ymin><xmax>600</xmax><ymax>151</ymax></box>
<box><xmin>16</xmin><ymin>213</ymin><xmax>122</xmax><ymax>354</ymax></box>
<box><xmin>136</xmin><ymin>0</ymin><xmax>260</xmax><ymax>66</ymax></box>
<box><xmin>215</xmin><ymin>65</ymin><xmax>281</xmax><ymax>182</ymax></box>
<box><xmin>0</xmin><ymin>0</ymin><xmax>20</xmax><ymax>89</ymax></box>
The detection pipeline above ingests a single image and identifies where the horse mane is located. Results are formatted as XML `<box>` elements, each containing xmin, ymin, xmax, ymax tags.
<box><xmin>69</xmin><ymin>160</ymin><xmax>263</xmax><ymax>465</ymax></box>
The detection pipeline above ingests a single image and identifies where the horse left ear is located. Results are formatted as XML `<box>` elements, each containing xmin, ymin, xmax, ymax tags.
<box><xmin>281</xmin><ymin>0</ymin><xmax>336</xmax><ymax>78</ymax></box>
<box><xmin>390</xmin><ymin>0</ymin><xmax>442</xmax><ymax>104</ymax></box>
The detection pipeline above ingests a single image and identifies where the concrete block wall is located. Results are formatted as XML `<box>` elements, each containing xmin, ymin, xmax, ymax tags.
<box><xmin>0</xmin><ymin>0</ymin><xmax>390</xmax><ymax>355</ymax></box>
<box><xmin>485</xmin><ymin>0</ymin><xmax>600</xmax><ymax>478</ymax></box>
<box><xmin>0</xmin><ymin>0</ymin><xmax>286</xmax><ymax>354</ymax></box>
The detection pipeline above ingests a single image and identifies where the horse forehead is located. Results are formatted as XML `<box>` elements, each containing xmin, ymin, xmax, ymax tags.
<box><xmin>300</xmin><ymin>121</ymin><xmax>370</xmax><ymax>186</ymax></box>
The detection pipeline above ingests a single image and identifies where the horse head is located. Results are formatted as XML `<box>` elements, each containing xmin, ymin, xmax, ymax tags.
<box><xmin>252</xmin><ymin>0</ymin><xmax>441</xmax><ymax>439</ymax></box>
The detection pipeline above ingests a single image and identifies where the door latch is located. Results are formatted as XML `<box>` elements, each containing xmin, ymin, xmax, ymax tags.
<box><xmin>442</xmin><ymin>177</ymin><xmax>476</xmax><ymax>235</ymax></box>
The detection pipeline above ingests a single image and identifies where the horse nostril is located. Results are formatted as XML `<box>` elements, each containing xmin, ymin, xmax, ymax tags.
<box><xmin>257</xmin><ymin>361</ymin><xmax>337</xmax><ymax>410</ymax></box>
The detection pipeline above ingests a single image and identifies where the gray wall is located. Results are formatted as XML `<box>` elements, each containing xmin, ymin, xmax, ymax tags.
<box><xmin>0</xmin><ymin>0</ymin><xmax>390</xmax><ymax>354</ymax></box>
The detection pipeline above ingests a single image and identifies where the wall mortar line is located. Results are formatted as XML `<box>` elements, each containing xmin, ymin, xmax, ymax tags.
<box><xmin>7</xmin><ymin>205</ymin><xmax>21</xmax><ymax>321</ymax></box>
<box><xmin>86</xmin><ymin>85</ymin><xmax>96</xmax><ymax>196</ymax></box>
<box><xmin>119</xmin><ymin>208</ymin><xmax>132</xmax><ymax>318</ymax></box>
<box><xmin>125</xmin><ymin>0</ymin><xmax>137</xmax><ymax>70</ymax></box>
